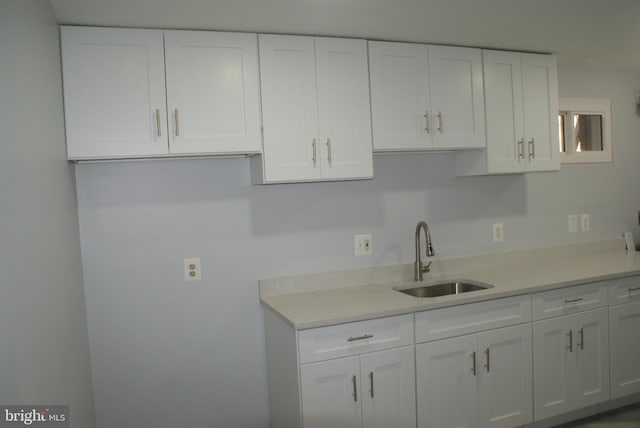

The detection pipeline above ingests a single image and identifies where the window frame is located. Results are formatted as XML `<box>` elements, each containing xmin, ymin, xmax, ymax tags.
<box><xmin>558</xmin><ymin>98</ymin><xmax>612</xmax><ymax>164</ymax></box>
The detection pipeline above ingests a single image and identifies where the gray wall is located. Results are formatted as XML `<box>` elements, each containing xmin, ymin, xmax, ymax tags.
<box><xmin>74</xmin><ymin>68</ymin><xmax>640</xmax><ymax>427</ymax></box>
<box><xmin>0</xmin><ymin>1</ymin><xmax>95</xmax><ymax>427</ymax></box>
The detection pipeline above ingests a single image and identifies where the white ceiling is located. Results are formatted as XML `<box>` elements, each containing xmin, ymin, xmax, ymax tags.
<box><xmin>50</xmin><ymin>0</ymin><xmax>640</xmax><ymax>72</ymax></box>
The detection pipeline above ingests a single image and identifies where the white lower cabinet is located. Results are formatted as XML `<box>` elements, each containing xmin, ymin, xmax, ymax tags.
<box><xmin>300</xmin><ymin>346</ymin><xmax>416</xmax><ymax>428</ymax></box>
<box><xmin>608</xmin><ymin>277</ymin><xmax>640</xmax><ymax>399</ymax></box>
<box><xmin>417</xmin><ymin>324</ymin><xmax>532</xmax><ymax>428</ymax></box>
<box><xmin>414</xmin><ymin>295</ymin><xmax>533</xmax><ymax>428</ymax></box>
<box><xmin>532</xmin><ymin>308</ymin><xmax>610</xmax><ymax>421</ymax></box>
<box><xmin>263</xmin><ymin>311</ymin><xmax>415</xmax><ymax>428</ymax></box>
<box><xmin>264</xmin><ymin>277</ymin><xmax>640</xmax><ymax>428</ymax></box>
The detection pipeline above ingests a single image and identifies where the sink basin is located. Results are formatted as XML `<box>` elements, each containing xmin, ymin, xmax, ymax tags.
<box><xmin>395</xmin><ymin>281</ymin><xmax>493</xmax><ymax>298</ymax></box>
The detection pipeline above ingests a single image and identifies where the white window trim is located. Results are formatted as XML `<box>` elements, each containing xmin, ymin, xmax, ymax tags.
<box><xmin>559</xmin><ymin>97</ymin><xmax>612</xmax><ymax>164</ymax></box>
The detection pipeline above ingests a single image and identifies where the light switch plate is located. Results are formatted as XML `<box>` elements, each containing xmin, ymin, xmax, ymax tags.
<box><xmin>568</xmin><ymin>215</ymin><xmax>578</xmax><ymax>233</ymax></box>
<box><xmin>492</xmin><ymin>223</ymin><xmax>504</xmax><ymax>242</ymax></box>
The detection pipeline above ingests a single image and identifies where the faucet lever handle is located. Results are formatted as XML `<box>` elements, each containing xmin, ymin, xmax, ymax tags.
<box><xmin>421</xmin><ymin>261</ymin><xmax>432</xmax><ymax>273</ymax></box>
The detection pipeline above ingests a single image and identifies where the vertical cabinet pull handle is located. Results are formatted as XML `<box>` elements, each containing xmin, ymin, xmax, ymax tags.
<box><xmin>369</xmin><ymin>372</ymin><xmax>374</xmax><ymax>398</ymax></box>
<box><xmin>437</xmin><ymin>111</ymin><xmax>443</xmax><ymax>133</ymax></box>
<box><xmin>174</xmin><ymin>109</ymin><xmax>180</xmax><ymax>137</ymax></box>
<box><xmin>424</xmin><ymin>111</ymin><xmax>430</xmax><ymax>133</ymax></box>
<box><xmin>578</xmin><ymin>327</ymin><xmax>584</xmax><ymax>350</ymax></box>
<box><xmin>567</xmin><ymin>330</ymin><xmax>574</xmax><ymax>352</ymax></box>
<box><xmin>352</xmin><ymin>375</ymin><xmax>358</xmax><ymax>402</ymax></box>
<box><xmin>155</xmin><ymin>109</ymin><xmax>162</xmax><ymax>137</ymax></box>
<box><xmin>484</xmin><ymin>348</ymin><xmax>490</xmax><ymax>372</ymax></box>
<box><xmin>528</xmin><ymin>138</ymin><xmax>535</xmax><ymax>159</ymax></box>
<box><xmin>312</xmin><ymin>139</ymin><xmax>317</xmax><ymax>167</ymax></box>
<box><xmin>471</xmin><ymin>351</ymin><xmax>477</xmax><ymax>375</ymax></box>
<box><xmin>326</xmin><ymin>138</ymin><xmax>332</xmax><ymax>165</ymax></box>
<box><xmin>517</xmin><ymin>139</ymin><xmax>525</xmax><ymax>160</ymax></box>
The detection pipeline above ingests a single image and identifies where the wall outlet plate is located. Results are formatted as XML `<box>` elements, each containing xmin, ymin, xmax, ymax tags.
<box><xmin>581</xmin><ymin>214</ymin><xmax>590</xmax><ymax>231</ymax></box>
<box><xmin>354</xmin><ymin>234</ymin><xmax>372</xmax><ymax>256</ymax></box>
<box><xmin>184</xmin><ymin>258</ymin><xmax>201</xmax><ymax>281</ymax></box>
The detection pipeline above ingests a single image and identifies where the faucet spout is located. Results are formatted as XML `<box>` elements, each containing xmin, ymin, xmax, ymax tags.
<box><xmin>414</xmin><ymin>221</ymin><xmax>435</xmax><ymax>281</ymax></box>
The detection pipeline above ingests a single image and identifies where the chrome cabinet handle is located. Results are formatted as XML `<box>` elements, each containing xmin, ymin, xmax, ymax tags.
<box><xmin>312</xmin><ymin>139</ymin><xmax>317</xmax><ymax>167</ymax></box>
<box><xmin>578</xmin><ymin>327</ymin><xmax>585</xmax><ymax>350</ymax></box>
<box><xmin>484</xmin><ymin>348</ymin><xmax>490</xmax><ymax>372</ymax></box>
<box><xmin>155</xmin><ymin>109</ymin><xmax>162</xmax><ymax>137</ymax></box>
<box><xmin>352</xmin><ymin>375</ymin><xmax>358</xmax><ymax>402</ymax></box>
<box><xmin>326</xmin><ymin>138</ymin><xmax>332</xmax><ymax>165</ymax></box>
<box><xmin>471</xmin><ymin>351</ymin><xmax>477</xmax><ymax>376</ymax></box>
<box><xmin>517</xmin><ymin>139</ymin><xmax>525</xmax><ymax>160</ymax></box>
<box><xmin>565</xmin><ymin>297</ymin><xmax>584</xmax><ymax>303</ymax></box>
<box><xmin>369</xmin><ymin>372</ymin><xmax>374</xmax><ymax>398</ymax></box>
<box><xmin>437</xmin><ymin>111</ymin><xmax>443</xmax><ymax>133</ymax></box>
<box><xmin>628</xmin><ymin>286</ymin><xmax>640</xmax><ymax>292</ymax></box>
<box><xmin>528</xmin><ymin>138</ymin><xmax>535</xmax><ymax>159</ymax></box>
<box><xmin>424</xmin><ymin>111</ymin><xmax>430</xmax><ymax>133</ymax></box>
<box><xmin>347</xmin><ymin>334</ymin><xmax>373</xmax><ymax>342</ymax></box>
<box><xmin>567</xmin><ymin>330</ymin><xmax>574</xmax><ymax>352</ymax></box>
<box><xmin>174</xmin><ymin>109</ymin><xmax>180</xmax><ymax>137</ymax></box>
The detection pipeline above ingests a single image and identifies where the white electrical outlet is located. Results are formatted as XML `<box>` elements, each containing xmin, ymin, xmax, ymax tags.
<box><xmin>581</xmin><ymin>214</ymin><xmax>590</xmax><ymax>231</ymax></box>
<box><xmin>568</xmin><ymin>214</ymin><xmax>578</xmax><ymax>233</ymax></box>
<box><xmin>492</xmin><ymin>223</ymin><xmax>504</xmax><ymax>242</ymax></box>
<box><xmin>184</xmin><ymin>258</ymin><xmax>201</xmax><ymax>281</ymax></box>
<box><xmin>354</xmin><ymin>234</ymin><xmax>372</xmax><ymax>256</ymax></box>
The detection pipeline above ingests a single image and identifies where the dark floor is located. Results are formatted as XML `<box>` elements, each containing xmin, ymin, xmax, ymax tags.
<box><xmin>558</xmin><ymin>403</ymin><xmax>640</xmax><ymax>427</ymax></box>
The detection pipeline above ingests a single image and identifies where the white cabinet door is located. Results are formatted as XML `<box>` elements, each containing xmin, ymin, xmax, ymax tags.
<box><xmin>428</xmin><ymin>45</ymin><xmax>485</xmax><ymax>149</ymax></box>
<box><xmin>164</xmin><ymin>31</ymin><xmax>261</xmax><ymax>154</ymax></box>
<box><xmin>610</xmin><ymin>301</ymin><xmax>640</xmax><ymax>398</ymax></box>
<box><xmin>533</xmin><ymin>309</ymin><xmax>610</xmax><ymax>421</ymax></box>
<box><xmin>369</xmin><ymin>41</ymin><xmax>484</xmax><ymax>152</ymax></box>
<box><xmin>61</xmin><ymin>26</ymin><xmax>168</xmax><ymax>159</ymax></box>
<box><xmin>533</xmin><ymin>314</ymin><xmax>573</xmax><ymax>420</ymax></box>
<box><xmin>477</xmin><ymin>324</ymin><xmax>533</xmax><ymax>428</ymax></box>
<box><xmin>480</xmin><ymin>51</ymin><xmax>560</xmax><ymax>174</ymax></box>
<box><xmin>300</xmin><ymin>356</ymin><xmax>362</xmax><ymax>428</ymax></box>
<box><xmin>521</xmin><ymin>54</ymin><xmax>560</xmax><ymax>171</ymax></box>
<box><xmin>417</xmin><ymin>335</ymin><xmax>478</xmax><ymax>428</ymax></box>
<box><xmin>574</xmin><ymin>308</ymin><xmax>610</xmax><ymax>407</ymax></box>
<box><xmin>315</xmin><ymin>38</ymin><xmax>373</xmax><ymax>180</ymax></box>
<box><xmin>368</xmin><ymin>41</ymin><xmax>430</xmax><ymax>151</ymax></box>
<box><xmin>259</xmin><ymin>35</ymin><xmax>321</xmax><ymax>182</ymax></box>
<box><xmin>259</xmin><ymin>36</ymin><xmax>372</xmax><ymax>183</ymax></box>
<box><xmin>482</xmin><ymin>51</ymin><xmax>525</xmax><ymax>174</ymax></box>
<box><xmin>360</xmin><ymin>346</ymin><xmax>416</xmax><ymax>428</ymax></box>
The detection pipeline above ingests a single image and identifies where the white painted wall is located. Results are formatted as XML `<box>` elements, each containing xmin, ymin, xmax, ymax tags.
<box><xmin>74</xmin><ymin>68</ymin><xmax>640</xmax><ymax>427</ymax></box>
<box><xmin>0</xmin><ymin>1</ymin><xmax>95</xmax><ymax>427</ymax></box>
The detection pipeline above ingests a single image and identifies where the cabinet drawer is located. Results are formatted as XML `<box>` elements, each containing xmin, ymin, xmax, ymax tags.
<box><xmin>532</xmin><ymin>282</ymin><xmax>607</xmax><ymax>321</ymax></box>
<box><xmin>298</xmin><ymin>314</ymin><xmax>413</xmax><ymax>364</ymax></box>
<box><xmin>608</xmin><ymin>276</ymin><xmax>640</xmax><ymax>306</ymax></box>
<box><xmin>415</xmin><ymin>295</ymin><xmax>531</xmax><ymax>343</ymax></box>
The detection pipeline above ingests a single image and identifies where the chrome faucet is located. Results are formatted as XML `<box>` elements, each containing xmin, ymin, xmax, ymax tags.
<box><xmin>414</xmin><ymin>221</ymin><xmax>435</xmax><ymax>282</ymax></box>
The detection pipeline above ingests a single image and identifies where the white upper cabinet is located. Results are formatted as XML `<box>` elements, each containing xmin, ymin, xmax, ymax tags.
<box><xmin>164</xmin><ymin>31</ymin><xmax>261</xmax><ymax>154</ymax></box>
<box><xmin>456</xmin><ymin>51</ymin><xmax>560</xmax><ymax>175</ymax></box>
<box><xmin>255</xmin><ymin>35</ymin><xmax>373</xmax><ymax>183</ymax></box>
<box><xmin>368</xmin><ymin>41</ymin><xmax>485</xmax><ymax>151</ymax></box>
<box><xmin>61</xmin><ymin>26</ymin><xmax>168</xmax><ymax>159</ymax></box>
<box><xmin>61</xmin><ymin>26</ymin><xmax>261</xmax><ymax>160</ymax></box>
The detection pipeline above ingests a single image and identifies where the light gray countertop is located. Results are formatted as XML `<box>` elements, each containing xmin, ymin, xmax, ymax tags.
<box><xmin>260</xmin><ymin>238</ymin><xmax>640</xmax><ymax>330</ymax></box>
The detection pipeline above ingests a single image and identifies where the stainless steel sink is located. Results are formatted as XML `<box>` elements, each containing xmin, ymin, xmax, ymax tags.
<box><xmin>395</xmin><ymin>281</ymin><xmax>493</xmax><ymax>298</ymax></box>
